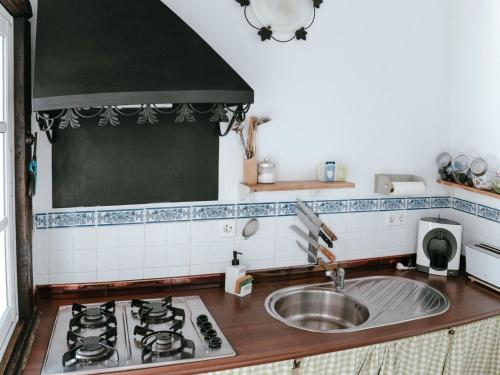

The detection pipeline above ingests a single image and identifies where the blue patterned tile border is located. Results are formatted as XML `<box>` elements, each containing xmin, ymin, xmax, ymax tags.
<box><xmin>477</xmin><ymin>204</ymin><xmax>500</xmax><ymax>223</ymax></box>
<box><xmin>431</xmin><ymin>196</ymin><xmax>452</xmax><ymax>208</ymax></box>
<box><xmin>451</xmin><ymin>198</ymin><xmax>477</xmax><ymax>215</ymax></box>
<box><xmin>237</xmin><ymin>203</ymin><xmax>276</xmax><ymax>218</ymax></box>
<box><xmin>277</xmin><ymin>201</ymin><xmax>314</xmax><ymax>216</ymax></box>
<box><xmin>35</xmin><ymin>214</ymin><xmax>48</xmax><ymax>229</ymax></box>
<box><xmin>407</xmin><ymin>197</ymin><xmax>431</xmax><ymax>210</ymax></box>
<box><xmin>48</xmin><ymin>211</ymin><xmax>95</xmax><ymax>228</ymax></box>
<box><xmin>349</xmin><ymin>199</ymin><xmax>379</xmax><ymax>212</ymax></box>
<box><xmin>277</xmin><ymin>202</ymin><xmax>298</xmax><ymax>216</ymax></box>
<box><xmin>97</xmin><ymin>209</ymin><xmax>144</xmax><ymax>226</ymax></box>
<box><xmin>145</xmin><ymin>207</ymin><xmax>191</xmax><ymax>223</ymax></box>
<box><xmin>379</xmin><ymin>198</ymin><xmax>406</xmax><ymax>211</ymax></box>
<box><xmin>33</xmin><ymin>196</ymin><xmax>500</xmax><ymax>229</ymax></box>
<box><xmin>192</xmin><ymin>204</ymin><xmax>236</xmax><ymax>220</ymax></box>
<box><xmin>315</xmin><ymin>200</ymin><xmax>349</xmax><ymax>214</ymax></box>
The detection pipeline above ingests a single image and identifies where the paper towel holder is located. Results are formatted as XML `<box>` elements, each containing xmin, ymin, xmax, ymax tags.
<box><xmin>374</xmin><ymin>174</ymin><xmax>425</xmax><ymax>195</ymax></box>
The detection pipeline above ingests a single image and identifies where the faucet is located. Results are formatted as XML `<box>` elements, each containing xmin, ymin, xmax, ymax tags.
<box><xmin>317</xmin><ymin>258</ymin><xmax>345</xmax><ymax>291</ymax></box>
<box><xmin>295</xmin><ymin>239</ymin><xmax>345</xmax><ymax>290</ymax></box>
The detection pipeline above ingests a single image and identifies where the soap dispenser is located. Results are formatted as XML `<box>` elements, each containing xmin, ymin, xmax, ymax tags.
<box><xmin>225</xmin><ymin>251</ymin><xmax>252</xmax><ymax>297</ymax></box>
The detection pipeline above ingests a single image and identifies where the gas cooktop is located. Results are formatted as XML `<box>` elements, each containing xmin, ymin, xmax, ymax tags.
<box><xmin>41</xmin><ymin>296</ymin><xmax>236</xmax><ymax>374</ymax></box>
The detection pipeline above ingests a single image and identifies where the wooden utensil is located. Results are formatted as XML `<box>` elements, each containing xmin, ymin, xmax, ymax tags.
<box><xmin>246</xmin><ymin>116</ymin><xmax>257</xmax><ymax>159</ymax></box>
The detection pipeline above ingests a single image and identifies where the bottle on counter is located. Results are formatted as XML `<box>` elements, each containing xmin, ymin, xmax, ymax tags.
<box><xmin>225</xmin><ymin>251</ymin><xmax>253</xmax><ymax>297</ymax></box>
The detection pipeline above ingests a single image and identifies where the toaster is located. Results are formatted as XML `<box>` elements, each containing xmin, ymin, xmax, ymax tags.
<box><xmin>465</xmin><ymin>243</ymin><xmax>500</xmax><ymax>292</ymax></box>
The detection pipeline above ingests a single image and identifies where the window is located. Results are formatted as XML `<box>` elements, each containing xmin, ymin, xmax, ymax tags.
<box><xmin>0</xmin><ymin>6</ymin><xmax>17</xmax><ymax>360</ymax></box>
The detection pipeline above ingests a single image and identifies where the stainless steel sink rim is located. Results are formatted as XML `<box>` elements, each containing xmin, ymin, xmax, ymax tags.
<box><xmin>265</xmin><ymin>276</ymin><xmax>450</xmax><ymax>333</ymax></box>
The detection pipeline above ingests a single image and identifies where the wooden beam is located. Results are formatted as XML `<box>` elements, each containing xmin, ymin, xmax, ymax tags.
<box><xmin>0</xmin><ymin>0</ymin><xmax>32</xmax><ymax>18</ymax></box>
<box><xmin>14</xmin><ymin>17</ymin><xmax>33</xmax><ymax>321</ymax></box>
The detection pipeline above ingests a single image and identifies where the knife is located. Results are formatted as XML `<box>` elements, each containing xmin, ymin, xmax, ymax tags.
<box><xmin>297</xmin><ymin>210</ymin><xmax>333</xmax><ymax>248</ymax></box>
<box><xmin>291</xmin><ymin>225</ymin><xmax>336</xmax><ymax>263</ymax></box>
<box><xmin>297</xmin><ymin>199</ymin><xmax>338</xmax><ymax>241</ymax></box>
<box><xmin>296</xmin><ymin>240</ymin><xmax>337</xmax><ymax>270</ymax></box>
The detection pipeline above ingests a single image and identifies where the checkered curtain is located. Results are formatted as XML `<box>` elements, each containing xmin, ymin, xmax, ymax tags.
<box><xmin>205</xmin><ymin>315</ymin><xmax>500</xmax><ymax>375</ymax></box>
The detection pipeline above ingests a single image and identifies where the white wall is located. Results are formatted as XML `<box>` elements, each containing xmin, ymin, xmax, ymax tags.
<box><xmin>448</xmin><ymin>0</ymin><xmax>500</xmax><ymax>215</ymax></box>
<box><xmin>31</xmin><ymin>0</ymin><xmax>500</xmax><ymax>285</ymax></box>
<box><xmin>30</xmin><ymin>0</ymin><xmax>452</xmax><ymax>211</ymax></box>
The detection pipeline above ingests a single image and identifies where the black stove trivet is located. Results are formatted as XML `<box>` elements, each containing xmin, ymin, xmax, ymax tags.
<box><xmin>62</xmin><ymin>327</ymin><xmax>118</xmax><ymax>367</ymax></box>
<box><xmin>131</xmin><ymin>296</ymin><xmax>185</xmax><ymax>324</ymax></box>
<box><xmin>134</xmin><ymin>323</ymin><xmax>195</xmax><ymax>362</ymax></box>
<box><xmin>70</xmin><ymin>301</ymin><xmax>117</xmax><ymax>330</ymax></box>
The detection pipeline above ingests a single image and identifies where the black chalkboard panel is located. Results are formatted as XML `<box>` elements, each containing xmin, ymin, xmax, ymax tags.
<box><xmin>52</xmin><ymin>113</ymin><xmax>219</xmax><ymax>208</ymax></box>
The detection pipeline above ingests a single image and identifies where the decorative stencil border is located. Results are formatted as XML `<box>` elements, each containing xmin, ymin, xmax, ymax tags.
<box><xmin>33</xmin><ymin>196</ymin><xmax>500</xmax><ymax>229</ymax></box>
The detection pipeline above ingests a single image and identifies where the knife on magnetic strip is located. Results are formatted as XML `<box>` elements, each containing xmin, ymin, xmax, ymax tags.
<box><xmin>290</xmin><ymin>225</ymin><xmax>336</xmax><ymax>263</ymax></box>
<box><xmin>296</xmin><ymin>240</ymin><xmax>337</xmax><ymax>270</ymax></box>
<box><xmin>297</xmin><ymin>210</ymin><xmax>333</xmax><ymax>248</ymax></box>
<box><xmin>296</xmin><ymin>199</ymin><xmax>338</xmax><ymax>241</ymax></box>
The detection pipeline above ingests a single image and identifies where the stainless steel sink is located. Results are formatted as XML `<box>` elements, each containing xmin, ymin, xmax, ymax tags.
<box><xmin>265</xmin><ymin>276</ymin><xmax>450</xmax><ymax>333</ymax></box>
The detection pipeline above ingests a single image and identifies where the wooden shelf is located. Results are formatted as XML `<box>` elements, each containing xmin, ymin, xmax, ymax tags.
<box><xmin>242</xmin><ymin>180</ymin><xmax>355</xmax><ymax>193</ymax></box>
<box><xmin>437</xmin><ymin>179</ymin><xmax>500</xmax><ymax>199</ymax></box>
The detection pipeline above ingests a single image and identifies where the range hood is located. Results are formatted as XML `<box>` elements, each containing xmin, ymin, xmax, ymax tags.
<box><xmin>33</xmin><ymin>0</ymin><xmax>254</xmax><ymax>138</ymax></box>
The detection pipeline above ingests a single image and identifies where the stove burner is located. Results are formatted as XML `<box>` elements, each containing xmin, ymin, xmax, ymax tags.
<box><xmin>134</xmin><ymin>325</ymin><xmax>195</xmax><ymax>362</ymax></box>
<box><xmin>62</xmin><ymin>328</ymin><xmax>118</xmax><ymax>367</ymax></box>
<box><xmin>131</xmin><ymin>297</ymin><xmax>185</xmax><ymax>324</ymax></box>
<box><xmin>70</xmin><ymin>301</ymin><xmax>117</xmax><ymax>331</ymax></box>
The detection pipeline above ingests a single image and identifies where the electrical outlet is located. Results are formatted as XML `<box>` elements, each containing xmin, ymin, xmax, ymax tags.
<box><xmin>398</xmin><ymin>212</ymin><xmax>407</xmax><ymax>225</ymax></box>
<box><xmin>219</xmin><ymin>221</ymin><xmax>236</xmax><ymax>237</ymax></box>
<box><xmin>385</xmin><ymin>212</ymin><xmax>407</xmax><ymax>227</ymax></box>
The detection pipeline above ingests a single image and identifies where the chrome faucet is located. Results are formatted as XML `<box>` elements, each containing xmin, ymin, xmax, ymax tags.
<box><xmin>315</xmin><ymin>256</ymin><xmax>345</xmax><ymax>291</ymax></box>
<box><xmin>325</xmin><ymin>267</ymin><xmax>345</xmax><ymax>291</ymax></box>
<box><xmin>295</xmin><ymin>240</ymin><xmax>345</xmax><ymax>291</ymax></box>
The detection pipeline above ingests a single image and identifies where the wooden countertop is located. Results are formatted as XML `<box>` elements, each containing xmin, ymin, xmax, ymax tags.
<box><xmin>23</xmin><ymin>268</ymin><xmax>500</xmax><ymax>375</ymax></box>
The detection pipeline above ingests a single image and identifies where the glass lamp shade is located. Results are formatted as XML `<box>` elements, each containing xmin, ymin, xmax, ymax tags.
<box><xmin>250</xmin><ymin>0</ymin><xmax>314</xmax><ymax>33</ymax></box>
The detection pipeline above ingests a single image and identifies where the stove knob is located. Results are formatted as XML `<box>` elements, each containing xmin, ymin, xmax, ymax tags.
<box><xmin>204</xmin><ymin>328</ymin><xmax>217</xmax><ymax>340</ymax></box>
<box><xmin>200</xmin><ymin>321</ymin><xmax>213</xmax><ymax>333</ymax></box>
<box><xmin>196</xmin><ymin>314</ymin><xmax>209</xmax><ymax>326</ymax></box>
<box><xmin>209</xmin><ymin>336</ymin><xmax>222</xmax><ymax>349</ymax></box>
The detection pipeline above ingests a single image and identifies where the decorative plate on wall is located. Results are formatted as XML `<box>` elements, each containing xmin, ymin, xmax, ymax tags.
<box><xmin>236</xmin><ymin>0</ymin><xmax>323</xmax><ymax>42</ymax></box>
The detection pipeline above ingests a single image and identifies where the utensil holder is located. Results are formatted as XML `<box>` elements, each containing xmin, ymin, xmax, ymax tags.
<box><xmin>243</xmin><ymin>156</ymin><xmax>257</xmax><ymax>184</ymax></box>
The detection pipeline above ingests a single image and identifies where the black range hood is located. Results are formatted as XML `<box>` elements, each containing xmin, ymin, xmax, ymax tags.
<box><xmin>33</xmin><ymin>0</ymin><xmax>254</xmax><ymax>137</ymax></box>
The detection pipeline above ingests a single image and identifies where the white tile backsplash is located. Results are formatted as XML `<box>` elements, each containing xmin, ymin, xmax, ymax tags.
<box><xmin>145</xmin><ymin>223</ymin><xmax>168</xmax><ymax>246</ymax></box>
<box><xmin>36</xmin><ymin>203</ymin><xmax>493</xmax><ymax>285</ymax></box>
<box><xmin>73</xmin><ymin>250</ymin><xmax>97</xmax><ymax>273</ymax></box>
<box><xmin>33</xmin><ymin>229</ymin><xmax>48</xmax><ymax>252</ymax></box>
<box><xmin>119</xmin><ymin>247</ymin><xmax>144</xmax><ymax>270</ymax></box>
<box><xmin>143</xmin><ymin>267</ymin><xmax>170</xmax><ymax>279</ymax></box>
<box><xmin>347</xmin><ymin>213</ymin><xmax>363</xmax><ymax>232</ymax></box>
<box><xmin>119</xmin><ymin>225</ymin><xmax>145</xmax><ymax>247</ymax></box>
<box><xmin>191</xmin><ymin>221</ymin><xmax>217</xmax><ymax>243</ymax></box>
<box><xmin>73</xmin><ymin>227</ymin><xmax>97</xmax><ymax>250</ymax></box>
<box><xmin>189</xmin><ymin>264</ymin><xmax>211</xmax><ymax>276</ymax></box>
<box><xmin>97</xmin><ymin>226</ymin><xmax>120</xmax><ymax>249</ymax></box>
<box><xmin>97</xmin><ymin>249</ymin><xmax>120</xmax><ymax>271</ymax></box>
<box><xmin>167</xmin><ymin>222</ymin><xmax>190</xmax><ymax>244</ymax></box>
<box><xmin>33</xmin><ymin>251</ymin><xmax>49</xmax><ymax>274</ymax></box>
<box><xmin>169</xmin><ymin>265</ymin><xmax>189</xmax><ymax>277</ymax></box>
<box><xmin>48</xmin><ymin>229</ymin><xmax>73</xmax><ymax>252</ymax></box>
<box><xmin>49</xmin><ymin>251</ymin><xmax>73</xmax><ymax>273</ymax></box>
<box><xmin>144</xmin><ymin>246</ymin><xmax>167</xmax><ymax>268</ymax></box>
<box><xmin>166</xmin><ymin>244</ymin><xmax>190</xmax><ymax>266</ymax></box>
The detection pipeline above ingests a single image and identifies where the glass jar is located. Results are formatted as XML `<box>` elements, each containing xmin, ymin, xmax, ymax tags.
<box><xmin>257</xmin><ymin>158</ymin><xmax>276</xmax><ymax>184</ymax></box>
<box><xmin>493</xmin><ymin>171</ymin><xmax>500</xmax><ymax>194</ymax></box>
<box><xmin>470</xmin><ymin>157</ymin><xmax>490</xmax><ymax>189</ymax></box>
<box><xmin>451</xmin><ymin>154</ymin><xmax>471</xmax><ymax>185</ymax></box>
<box><xmin>436</xmin><ymin>152</ymin><xmax>453</xmax><ymax>181</ymax></box>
